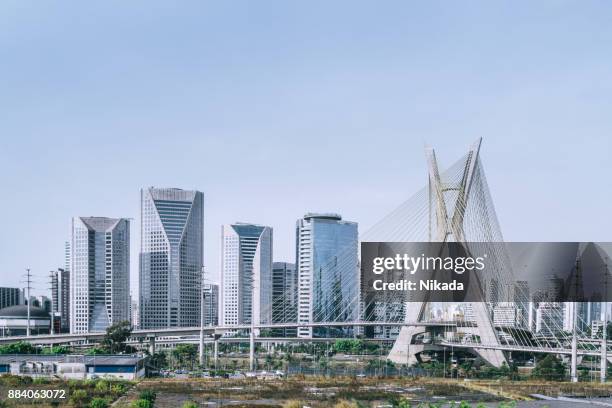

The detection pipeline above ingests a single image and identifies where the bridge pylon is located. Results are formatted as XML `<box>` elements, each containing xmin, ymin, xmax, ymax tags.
<box><xmin>387</xmin><ymin>139</ymin><xmax>507</xmax><ymax>368</ymax></box>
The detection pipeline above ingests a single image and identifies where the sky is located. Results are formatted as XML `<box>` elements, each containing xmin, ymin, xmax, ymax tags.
<box><xmin>1</xmin><ymin>1</ymin><xmax>612</xmax><ymax>298</ymax></box>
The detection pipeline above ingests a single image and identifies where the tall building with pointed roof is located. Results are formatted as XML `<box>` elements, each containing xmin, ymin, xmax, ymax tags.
<box><xmin>71</xmin><ymin>217</ymin><xmax>130</xmax><ymax>333</ymax></box>
<box><xmin>139</xmin><ymin>187</ymin><xmax>204</xmax><ymax>329</ymax></box>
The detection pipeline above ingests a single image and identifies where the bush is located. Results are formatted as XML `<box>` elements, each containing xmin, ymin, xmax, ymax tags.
<box><xmin>95</xmin><ymin>379</ymin><xmax>110</xmax><ymax>392</ymax></box>
<box><xmin>182</xmin><ymin>402</ymin><xmax>198</xmax><ymax>408</ymax></box>
<box><xmin>70</xmin><ymin>389</ymin><xmax>88</xmax><ymax>405</ymax></box>
<box><xmin>90</xmin><ymin>397</ymin><xmax>109</xmax><ymax>408</ymax></box>
<box><xmin>532</xmin><ymin>354</ymin><xmax>567</xmax><ymax>381</ymax></box>
<box><xmin>139</xmin><ymin>389</ymin><xmax>156</xmax><ymax>402</ymax></box>
<box><xmin>131</xmin><ymin>400</ymin><xmax>153</xmax><ymax>408</ymax></box>
<box><xmin>111</xmin><ymin>382</ymin><xmax>127</xmax><ymax>394</ymax></box>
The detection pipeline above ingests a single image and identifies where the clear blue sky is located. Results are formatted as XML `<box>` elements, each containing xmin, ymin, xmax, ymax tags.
<box><xmin>1</xmin><ymin>1</ymin><xmax>611</xmax><ymax>298</ymax></box>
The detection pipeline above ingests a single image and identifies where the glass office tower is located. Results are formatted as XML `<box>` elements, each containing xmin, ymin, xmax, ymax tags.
<box><xmin>70</xmin><ymin>217</ymin><xmax>130</xmax><ymax>334</ymax></box>
<box><xmin>139</xmin><ymin>187</ymin><xmax>204</xmax><ymax>329</ymax></box>
<box><xmin>296</xmin><ymin>213</ymin><xmax>358</xmax><ymax>338</ymax></box>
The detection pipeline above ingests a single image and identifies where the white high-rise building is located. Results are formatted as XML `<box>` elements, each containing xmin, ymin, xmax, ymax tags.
<box><xmin>296</xmin><ymin>213</ymin><xmax>358</xmax><ymax>338</ymax></box>
<box><xmin>139</xmin><ymin>187</ymin><xmax>204</xmax><ymax>329</ymax></box>
<box><xmin>202</xmin><ymin>283</ymin><xmax>219</xmax><ymax>326</ymax></box>
<box><xmin>220</xmin><ymin>223</ymin><xmax>272</xmax><ymax>328</ymax></box>
<box><xmin>70</xmin><ymin>217</ymin><xmax>130</xmax><ymax>334</ymax></box>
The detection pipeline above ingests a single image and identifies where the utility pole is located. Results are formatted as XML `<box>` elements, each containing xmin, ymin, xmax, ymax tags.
<box><xmin>199</xmin><ymin>266</ymin><xmax>206</xmax><ymax>367</ymax></box>
<box><xmin>571</xmin><ymin>303</ymin><xmax>578</xmax><ymax>382</ymax></box>
<box><xmin>250</xmin><ymin>281</ymin><xmax>256</xmax><ymax>372</ymax></box>
<box><xmin>571</xmin><ymin>257</ymin><xmax>583</xmax><ymax>383</ymax></box>
<box><xmin>48</xmin><ymin>271</ymin><xmax>55</xmax><ymax>335</ymax></box>
<box><xmin>602</xmin><ymin>259</ymin><xmax>609</xmax><ymax>383</ymax></box>
<box><xmin>23</xmin><ymin>268</ymin><xmax>33</xmax><ymax>337</ymax></box>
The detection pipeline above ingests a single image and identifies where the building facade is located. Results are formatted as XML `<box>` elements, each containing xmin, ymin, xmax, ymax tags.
<box><xmin>221</xmin><ymin>223</ymin><xmax>272</xmax><ymax>328</ymax></box>
<box><xmin>139</xmin><ymin>188</ymin><xmax>204</xmax><ymax>329</ymax></box>
<box><xmin>71</xmin><ymin>217</ymin><xmax>130</xmax><ymax>334</ymax></box>
<box><xmin>272</xmin><ymin>262</ymin><xmax>297</xmax><ymax>336</ymax></box>
<box><xmin>202</xmin><ymin>283</ymin><xmax>219</xmax><ymax>326</ymax></box>
<box><xmin>295</xmin><ymin>213</ymin><xmax>358</xmax><ymax>338</ymax></box>
<box><xmin>0</xmin><ymin>287</ymin><xmax>22</xmax><ymax>310</ymax></box>
<box><xmin>50</xmin><ymin>268</ymin><xmax>70</xmax><ymax>333</ymax></box>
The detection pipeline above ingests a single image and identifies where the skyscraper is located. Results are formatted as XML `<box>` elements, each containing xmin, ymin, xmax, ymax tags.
<box><xmin>50</xmin><ymin>268</ymin><xmax>70</xmax><ymax>332</ymax></box>
<box><xmin>140</xmin><ymin>187</ymin><xmax>204</xmax><ymax>329</ymax></box>
<box><xmin>296</xmin><ymin>213</ymin><xmax>358</xmax><ymax>338</ymax></box>
<box><xmin>71</xmin><ymin>217</ymin><xmax>130</xmax><ymax>334</ymax></box>
<box><xmin>221</xmin><ymin>223</ymin><xmax>272</xmax><ymax>327</ymax></box>
<box><xmin>272</xmin><ymin>262</ymin><xmax>297</xmax><ymax>336</ymax></box>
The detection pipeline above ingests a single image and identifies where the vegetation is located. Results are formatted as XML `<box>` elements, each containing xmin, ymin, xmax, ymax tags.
<box><xmin>531</xmin><ymin>354</ymin><xmax>567</xmax><ymax>381</ymax></box>
<box><xmin>0</xmin><ymin>341</ymin><xmax>37</xmax><ymax>354</ymax></box>
<box><xmin>0</xmin><ymin>375</ymin><xmax>132</xmax><ymax>407</ymax></box>
<box><xmin>131</xmin><ymin>400</ymin><xmax>153</xmax><ymax>408</ymax></box>
<box><xmin>138</xmin><ymin>389</ymin><xmax>157</xmax><ymax>403</ymax></box>
<box><xmin>149</xmin><ymin>351</ymin><xmax>168</xmax><ymax>370</ymax></box>
<box><xmin>69</xmin><ymin>389</ymin><xmax>88</xmax><ymax>405</ymax></box>
<box><xmin>130</xmin><ymin>389</ymin><xmax>156</xmax><ymax>408</ymax></box>
<box><xmin>332</xmin><ymin>339</ymin><xmax>378</xmax><ymax>354</ymax></box>
<box><xmin>89</xmin><ymin>397</ymin><xmax>110</xmax><ymax>408</ymax></box>
<box><xmin>102</xmin><ymin>320</ymin><xmax>133</xmax><ymax>354</ymax></box>
<box><xmin>182</xmin><ymin>402</ymin><xmax>198</xmax><ymax>408</ymax></box>
<box><xmin>172</xmin><ymin>344</ymin><xmax>198</xmax><ymax>370</ymax></box>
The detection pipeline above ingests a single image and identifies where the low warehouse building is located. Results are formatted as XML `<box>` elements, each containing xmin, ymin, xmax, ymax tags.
<box><xmin>0</xmin><ymin>354</ymin><xmax>146</xmax><ymax>380</ymax></box>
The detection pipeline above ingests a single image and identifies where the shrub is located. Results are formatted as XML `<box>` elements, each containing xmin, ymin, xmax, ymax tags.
<box><xmin>33</xmin><ymin>377</ymin><xmax>49</xmax><ymax>385</ymax></box>
<box><xmin>95</xmin><ymin>379</ymin><xmax>110</xmax><ymax>392</ymax></box>
<box><xmin>139</xmin><ymin>389</ymin><xmax>156</xmax><ymax>402</ymax></box>
<box><xmin>70</xmin><ymin>389</ymin><xmax>88</xmax><ymax>405</ymax></box>
<box><xmin>131</xmin><ymin>400</ymin><xmax>153</xmax><ymax>408</ymax></box>
<box><xmin>90</xmin><ymin>397</ymin><xmax>109</xmax><ymax>408</ymax></box>
<box><xmin>111</xmin><ymin>382</ymin><xmax>127</xmax><ymax>394</ymax></box>
<box><xmin>182</xmin><ymin>402</ymin><xmax>198</xmax><ymax>408</ymax></box>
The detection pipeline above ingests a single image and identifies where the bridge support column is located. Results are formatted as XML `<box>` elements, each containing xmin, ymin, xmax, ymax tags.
<box><xmin>199</xmin><ymin>329</ymin><xmax>205</xmax><ymax>367</ymax></box>
<box><xmin>602</xmin><ymin>337</ymin><xmax>607</xmax><ymax>383</ymax></box>
<box><xmin>249</xmin><ymin>327</ymin><xmax>255</xmax><ymax>371</ymax></box>
<box><xmin>148</xmin><ymin>337</ymin><xmax>155</xmax><ymax>355</ymax></box>
<box><xmin>214</xmin><ymin>338</ymin><xmax>219</xmax><ymax>369</ymax></box>
<box><xmin>571</xmin><ymin>328</ymin><xmax>578</xmax><ymax>382</ymax></box>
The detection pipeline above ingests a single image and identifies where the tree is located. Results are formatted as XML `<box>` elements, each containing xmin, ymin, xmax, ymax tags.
<box><xmin>102</xmin><ymin>321</ymin><xmax>132</xmax><ymax>354</ymax></box>
<box><xmin>532</xmin><ymin>354</ymin><xmax>567</xmax><ymax>380</ymax></box>
<box><xmin>0</xmin><ymin>341</ymin><xmax>37</xmax><ymax>354</ymax></box>
<box><xmin>149</xmin><ymin>351</ymin><xmax>168</xmax><ymax>369</ymax></box>
<box><xmin>172</xmin><ymin>344</ymin><xmax>197</xmax><ymax>370</ymax></box>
